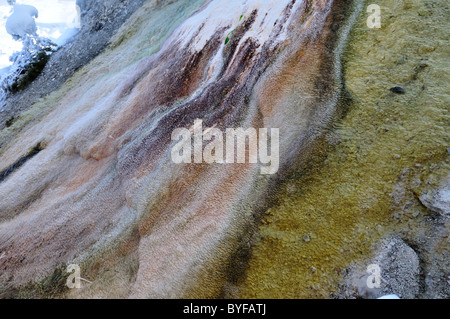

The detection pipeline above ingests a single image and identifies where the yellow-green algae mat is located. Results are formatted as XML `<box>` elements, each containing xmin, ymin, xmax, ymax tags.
<box><xmin>239</xmin><ymin>0</ymin><xmax>449</xmax><ymax>298</ymax></box>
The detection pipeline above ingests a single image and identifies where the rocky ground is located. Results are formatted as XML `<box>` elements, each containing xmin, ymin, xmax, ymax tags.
<box><xmin>335</xmin><ymin>0</ymin><xmax>449</xmax><ymax>299</ymax></box>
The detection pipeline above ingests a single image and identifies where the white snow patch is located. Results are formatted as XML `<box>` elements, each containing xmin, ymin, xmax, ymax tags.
<box><xmin>0</xmin><ymin>0</ymin><xmax>80</xmax><ymax>69</ymax></box>
<box><xmin>378</xmin><ymin>294</ymin><xmax>401</xmax><ymax>299</ymax></box>
<box><xmin>5</xmin><ymin>4</ymin><xmax>38</xmax><ymax>38</ymax></box>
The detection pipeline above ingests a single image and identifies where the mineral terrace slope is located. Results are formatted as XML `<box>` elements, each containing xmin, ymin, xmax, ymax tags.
<box><xmin>239</xmin><ymin>0</ymin><xmax>449</xmax><ymax>299</ymax></box>
<box><xmin>0</xmin><ymin>0</ymin><xmax>355</xmax><ymax>298</ymax></box>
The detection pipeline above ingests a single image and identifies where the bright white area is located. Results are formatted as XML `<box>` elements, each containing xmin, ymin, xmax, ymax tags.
<box><xmin>0</xmin><ymin>0</ymin><xmax>80</xmax><ymax>69</ymax></box>
<box><xmin>175</xmin><ymin>0</ymin><xmax>304</xmax><ymax>52</ymax></box>
<box><xmin>378</xmin><ymin>294</ymin><xmax>401</xmax><ymax>299</ymax></box>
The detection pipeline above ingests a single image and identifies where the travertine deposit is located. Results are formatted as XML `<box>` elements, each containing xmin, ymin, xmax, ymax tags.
<box><xmin>0</xmin><ymin>0</ymin><xmax>355</xmax><ymax>298</ymax></box>
<box><xmin>0</xmin><ymin>0</ymin><xmax>448</xmax><ymax>299</ymax></box>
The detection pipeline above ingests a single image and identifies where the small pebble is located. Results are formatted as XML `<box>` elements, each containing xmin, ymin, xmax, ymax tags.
<box><xmin>397</xmin><ymin>56</ymin><xmax>406</xmax><ymax>64</ymax></box>
<box><xmin>303</xmin><ymin>235</ymin><xmax>311</xmax><ymax>243</ymax></box>
<box><xmin>390</xmin><ymin>86</ymin><xmax>406</xmax><ymax>94</ymax></box>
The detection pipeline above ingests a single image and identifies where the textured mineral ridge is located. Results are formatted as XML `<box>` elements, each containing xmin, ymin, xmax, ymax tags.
<box><xmin>0</xmin><ymin>0</ymin><xmax>392</xmax><ymax>298</ymax></box>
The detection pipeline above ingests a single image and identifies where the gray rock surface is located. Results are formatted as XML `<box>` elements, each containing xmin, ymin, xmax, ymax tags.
<box><xmin>419</xmin><ymin>174</ymin><xmax>450</xmax><ymax>217</ymax></box>
<box><xmin>338</xmin><ymin>158</ymin><xmax>450</xmax><ymax>299</ymax></box>
<box><xmin>338</xmin><ymin>237</ymin><xmax>421</xmax><ymax>299</ymax></box>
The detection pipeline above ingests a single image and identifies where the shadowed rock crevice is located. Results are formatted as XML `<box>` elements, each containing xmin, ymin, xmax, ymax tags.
<box><xmin>0</xmin><ymin>142</ymin><xmax>42</xmax><ymax>183</ymax></box>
